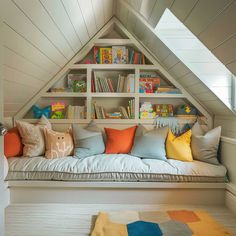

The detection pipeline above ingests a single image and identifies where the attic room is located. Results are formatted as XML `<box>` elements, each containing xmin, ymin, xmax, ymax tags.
<box><xmin>0</xmin><ymin>0</ymin><xmax>236</xmax><ymax>235</ymax></box>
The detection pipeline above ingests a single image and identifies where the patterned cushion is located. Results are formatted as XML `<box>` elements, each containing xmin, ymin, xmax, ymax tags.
<box><xmin>44</xmin><ymin>129</ymin><xmax>74</xmax><ymax>159</ymax></box>
<box><xmin>131</xmin><ymin>125</ymin><xmax>168</xmax><ymax>160</ymax></box>
<box><xmin>16</xmin><ymin>115</ymin><xmax>51</xmax><ymax>157</ymax></box>
<box><xmin>72</xmin><ymin>120</ymin><xmax>105</xmax><ymax>159</ymax></box>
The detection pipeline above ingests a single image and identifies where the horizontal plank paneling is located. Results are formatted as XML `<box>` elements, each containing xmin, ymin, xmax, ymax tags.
<box><xmin>3</xmin><ymin>0</ymin><xmax>67</xmax><ymax>67</ymax></box>
<box><xmin>40</xmin><ymin>0</ymin><xmax>82</xmax><ymax>52</ymax></box>
<box><xmin>4</xmin><ymin>80</ymin><xmax>37</xmax><ymax>104</ymax></box>
<box><xmin>78</xmin><ymin>0</ymin><xmax>97</xmax><ymax>38</ymax></box>
<box><xmin>61</xmin><ymin>0</ymin><xmax>90</xmax><ymax>45</ymax></box>
<box><xmin>184</xmin><ymin>0</ymin><xmax>233</xmax><ymax>35</ymax></box>
<box><xmin>92</xmin><ymin>0</ymin><xmax>105</xmax><ymax>30</ymax></box>
<box><xmin>3</xmin><ymin>65</ymin><xmax>45</xmax><ymax>88</ymax></box>
<box><xmin>3</xmin><ymin>47</ymin><xmax>50</xmax><ymax>81</ymax></box>
<box><xmin>215</xmin><ymin>116</ymin><xmax>236</xmax><ymax>139</ymax></box>
<box><xmin>103</xmin><ymin>0</ymin><xmax>114</xmax><ymax>22</ymax></box>
<box><xmin>148</xmin><ymin>0</ymin><xmax>174</xmax><ymax>27</ymax></box>
<box><xmin>139</xmin><ymin>0</ymin><xmax>157</xmax><ymax>20</ymax></box>
<box><xmin>171</xmin><ymin>0</ymin><xmax>199</xmax><ymax>21</ymax></box>
<box><xmin>213</xmin><ymin>35</ymin><xmax>236</xmax><ymax>65</ymax></box>
<box><xmin>13</xmin><ymin>0</ymin><xmax>75</xmax><ymax>60</ymax></box>
<box><xmin>3</xmin><ymin>23</ymin><xmax>60</xmax><ymax>74</ymax></box>
<box><xmin>199</xmin><ymin>1</ymin><xmax>236</xmax><ymax>49</ymax></box>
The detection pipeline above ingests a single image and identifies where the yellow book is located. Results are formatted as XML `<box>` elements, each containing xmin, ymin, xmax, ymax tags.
<box><xmin>100</xmin><ymin>48</ymin><xmax>112</xmax><ymax>64</ymax></box>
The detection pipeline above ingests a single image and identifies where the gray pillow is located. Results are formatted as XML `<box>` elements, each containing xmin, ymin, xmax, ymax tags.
<box><xmin>72</xmin><ymin>120</ymin><xmax>105</xmax><ymax>158</ymax></box>
<box><xmin>131</xmin><ymin>125</ymin><xmax>168</xmax><ymax>160</ymax></box>
<box><xmin>191</xmin><ymin>122</ymin><xmax>221</xmax><ymax>165</ymax></box>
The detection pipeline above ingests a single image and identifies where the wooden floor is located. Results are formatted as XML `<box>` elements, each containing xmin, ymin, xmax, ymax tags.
<box><xmin>6</xmin><ymin>204</ymin><xmax>236</xmax><ymax>236</ymax></box>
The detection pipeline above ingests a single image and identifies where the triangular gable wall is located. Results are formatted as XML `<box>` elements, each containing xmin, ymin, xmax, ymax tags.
<box><xmin>15</xmin><ymin>17</ymin><xmax>213</xmax><ymax>128</ymax></box>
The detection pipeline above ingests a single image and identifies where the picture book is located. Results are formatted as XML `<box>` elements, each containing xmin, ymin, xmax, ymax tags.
<box><xmin>139</xmin><ymin>77</ymin><xmax>161</xmax><ymax>93</ymax></box>
<box><xmin>51</xmin><ymin>102</ymin><xmax>66</xmax><ymax>119</ymax></box>
<box><xmin>67</xmin><ymin>74</ymin><xmax>86</xmax><ymax>92</ymax></box>
<box><xmin>100</xmin><ymin>48</ymin><xmax>112</xmax><ymax>64</ymax></box>
<box><xmin>112</xmin><ymin>46</ymin><xmax>128</xmax><ymax>64</ymax></box>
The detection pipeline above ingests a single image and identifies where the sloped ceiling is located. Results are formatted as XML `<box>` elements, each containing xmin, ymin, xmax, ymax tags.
<box><xmin>2</xmin><ymin>0</ymin><xmax>236</xmax><ymax>117</ymax></box>
<box><xmin>116</xmin><ymin>0</ymin><xmax>236</xmax><ymax>116</ymax></box>
<box><xmin>3</xmin><ymin>0</ymin><xmax>115</xmax><ymax>117</ymax></box>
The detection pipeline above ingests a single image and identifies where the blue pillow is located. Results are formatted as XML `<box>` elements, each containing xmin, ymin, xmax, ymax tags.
<box><xmin>32</xmin><ymin>105</ymin><xmax>51</xmax><ymax>119</ymax></box>
<box><xmin>131</xmin><ymin>125</ymin><xmax>168</xmax><ymax>160</ymax></box>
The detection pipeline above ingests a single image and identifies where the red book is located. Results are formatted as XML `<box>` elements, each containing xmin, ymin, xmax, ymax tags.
<box><xmin>92</xmin><ymin>78</ymin><xmax>95</xmax><ymax>92</ymax></box>
<box><xmin>133</xmin><ymin>52</ymin><xmax>140</xmax><ymax>64</ymax></box>
<box><xmin>108</xmin><ymin>79</ymin><xmax>114</xmax><ymax>92</ymax></box>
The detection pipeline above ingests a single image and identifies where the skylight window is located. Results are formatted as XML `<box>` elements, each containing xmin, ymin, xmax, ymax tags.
<box><xmin>155</xmin><ymin>9</ymin><xmax>234</xmax><ymax>109</ymax></box>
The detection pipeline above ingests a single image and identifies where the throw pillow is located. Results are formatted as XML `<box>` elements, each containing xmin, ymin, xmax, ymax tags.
<box><xmin>16</xmin><ymin>115</ymin><xmax>51</xmax><ymax>157</ymax></box>
<box><xmin>105</xmin><ymin>126</ymin><xmax>137</xmax><ymax>154</ymax></box>
<box><xmin>4</xmin><ymin>127</ymin><xmax>23</xmax><ymax>158</ymax></box>
<box><xmin>166</xmin><ymin>129</ymin><xmax>193</xmax><ymax>162</ymax></box>
<box><xmin>72</xmin><ymin>120</ymin><xmax>105</xmax><ymax>158</ymax></box>
<box><xmin>131</xmin><ymin>125</ymin><xmax>168</xmax><ymax>160</ymax></box>
<box><xmin>44</xmin><ymin>129</ymin><xmax>74</xmax><ymax>159</ymax></box>
<box><xmin>191</xmin><ymin>122</ymin><xmax>221</xmax><ymax>165</ymax></box>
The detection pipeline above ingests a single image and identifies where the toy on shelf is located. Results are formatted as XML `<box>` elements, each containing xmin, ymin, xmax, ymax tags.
<box><xmin>155</xmin><ymin>104</ymin><xmax>174</xmax><ymax>117</ymax></box>
<box><xmin>32</xmin><ymin>105</ymin><xmax>51</xmax><ymax>119</ymax></box>
<box><xmin>175</xmin><ymin>104</ymin><xmax>197</xmax><ymax>117</ymax></box>
<box><xmin>139</xmin><ymin>102</ymin><xmax>156</xmax><ymax>119</ymax></box>
<box><xmin>51</xmin><ymin>102</ymin><xmax>66</xmax><ymax>119</ymax></box>
<box><xmin>67</xmin><ymin>74</ymin><xmax>86</xmax><ymax>92</ymax></box>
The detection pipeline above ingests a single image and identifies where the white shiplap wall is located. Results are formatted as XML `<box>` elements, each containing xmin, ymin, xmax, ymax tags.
<box><xmin>3</xmin><ymin>0</ymin><xmax>114</xmax><ymax>117</ymax></box>
<box><xmin>119</xmin><ymin>0</ymin><xmax>236</xmax><ymax>116</ymax></box>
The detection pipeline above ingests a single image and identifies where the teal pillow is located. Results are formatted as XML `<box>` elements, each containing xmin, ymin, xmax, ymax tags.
<box><xmin>131</xmin><ymin>125</ymin><xmax>168</xmax><ymax>160</ymax></box>
<box><xmin>72</xmin><ymin>120</ymin><xmax>105</xmax><ymax>158</ymax></box>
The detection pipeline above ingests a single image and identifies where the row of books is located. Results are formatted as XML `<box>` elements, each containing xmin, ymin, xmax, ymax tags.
<box><xmin>66</xmin><ymin>105</ymin><xmax>86</xmax><ymax>119</ymax></box>
<box><xmin>92</xmin><ymin>73</ymin><xmax>135</xmax><ymax>93</ymax></box>
<box><xmin>92</xmin><ymin>99</ymin><xmax>135</xmax><ymax>119</ymax></box>
<box><xmin>93</xmin><ymin>46</ymin><xmax>146</xmax><ymax>64</ymax></box>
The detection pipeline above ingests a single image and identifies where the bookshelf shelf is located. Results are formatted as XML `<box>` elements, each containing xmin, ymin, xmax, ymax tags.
<box><xmin>71</xmin><ymin>64</ymin><xmax>157</xmax><ymax>70</ymax></box>
<box><xmin>94</xmin><ymin>39</ymin><xmax>133</xmax><ymax>46</ymax></box>
<box><xmin>91</xmin><ymin>93</ymin><xmax>135</xmax><ymax>98</ymax></box>
<box><xmin>42</xmin><ymin>92</ymin><xmax>88</xmax><ymax>97</ymax></box>
<box><xmin>139</xmin><ymin>93</ymin><xmax>185</xmax><ymax>98</ymax></box>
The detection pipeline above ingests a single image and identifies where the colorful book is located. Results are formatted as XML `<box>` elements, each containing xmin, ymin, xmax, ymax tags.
<box><xmin>100</xmin><ymin>48</ymin><xmax>112</xmax><ymax>64</ymax></box>
<box><xmin>112</xmin><ymin>46</ymin><xmax>128</xmax><ymax>64</ymax></box>
<box><xmin>51</xmin><ymin>102</ymin><xmax>66</xmax><ymax>119</ymax></box>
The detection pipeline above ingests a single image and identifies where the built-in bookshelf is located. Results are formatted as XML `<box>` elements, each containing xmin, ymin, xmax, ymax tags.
<box><xmin>16</xmin><ymin>21</ymin><xmax>209</xmax><ymax>126</ymax></box>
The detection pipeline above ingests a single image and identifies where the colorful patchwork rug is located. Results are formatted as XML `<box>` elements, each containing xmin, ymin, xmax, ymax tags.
<box><xmin>91</xmin><ymin>210</ymin><xmax>235</xmax><ymax>236</ymax></box>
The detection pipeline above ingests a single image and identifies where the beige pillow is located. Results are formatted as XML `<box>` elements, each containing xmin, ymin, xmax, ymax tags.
<box><xmin>16</xmin><ymin>115</ymin><xmax>51</xmax><ymax>157</ymax></box>
<box><xmin>44</xmin><ymin>129</ymin><xmax>74</xmax><ymax>159</ymax></box>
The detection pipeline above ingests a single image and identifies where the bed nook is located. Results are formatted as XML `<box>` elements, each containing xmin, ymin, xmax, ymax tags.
<box><xmin>1</xmin><ymin>2</ymin><xmax>236</xmax><ymax>235</ymax></box>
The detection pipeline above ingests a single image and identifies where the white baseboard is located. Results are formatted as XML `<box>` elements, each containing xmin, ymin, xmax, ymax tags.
<box><xmin>226</xmin><ymin>183</ymin><xmax>236</xmax><ymax>215</ymax></box>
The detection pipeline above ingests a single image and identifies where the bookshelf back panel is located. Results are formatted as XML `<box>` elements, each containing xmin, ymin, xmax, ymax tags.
<box><xmin>92</xmin><ymin>97</ymin><xmax>135</xmax><ymax>118</ymax></box>
<box><xmin>50</xmin><ymin>69</ymin><xmax>87</xmax><ymax>92</ymax></box>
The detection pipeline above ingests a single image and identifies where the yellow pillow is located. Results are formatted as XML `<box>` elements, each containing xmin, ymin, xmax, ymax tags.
<box><xmin>166</xmin><ymin>129</ymin><xmax>193</xmax><ymax>162</ymax></box>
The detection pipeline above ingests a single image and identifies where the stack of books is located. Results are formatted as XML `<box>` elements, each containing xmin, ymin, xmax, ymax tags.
<box><xmin>116</xmin><ymin>74</ymin><xmax>135</xmax><ymax>92</ymax></box>
<box><xmin>92</xmin><ymin>73</ymin><xmax>135</xmax><ymax>93</ymax></box>
<box><xmin>93</xmin><ymin>46</ymin><xmax>146</xmax><ymax>65</ymax></box>
<box><xmin>129</xmin><ymin>50</ymin><xmax>145</xmax><ymax>64</ymax></box>
<box><xmin>157</xmin><ymin>86</ymin><xmax>181</xmax><ymax>94</ymax></box>
<box><xmin>66</xmin><ymin>105</ymin><xmax>85</xmax><ymax>119</ymax></box>
<box><xmin>92</xmin><ymin>99</ymin><xmax>135</xmax><ymax>119</ymax></box>
<box><xmin>139</xmin><ymin>74</ymin><xmax>161</xmax><ymax>93</ymax></box>
<box><xmin>93</xmin><ymin>102</ymin><xmax>106</xmax><ymax>119</ymax></box>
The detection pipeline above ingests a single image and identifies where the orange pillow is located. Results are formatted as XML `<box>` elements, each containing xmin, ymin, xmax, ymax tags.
<box><xmin>4</xmin><ymin>127</ymin><xmax>23</xmax><ymax>158</ymax></box>
<box><xmin>105</xmin><ymin>126</ymin><xmax>137</xmax><ymax>154</ymax></box>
